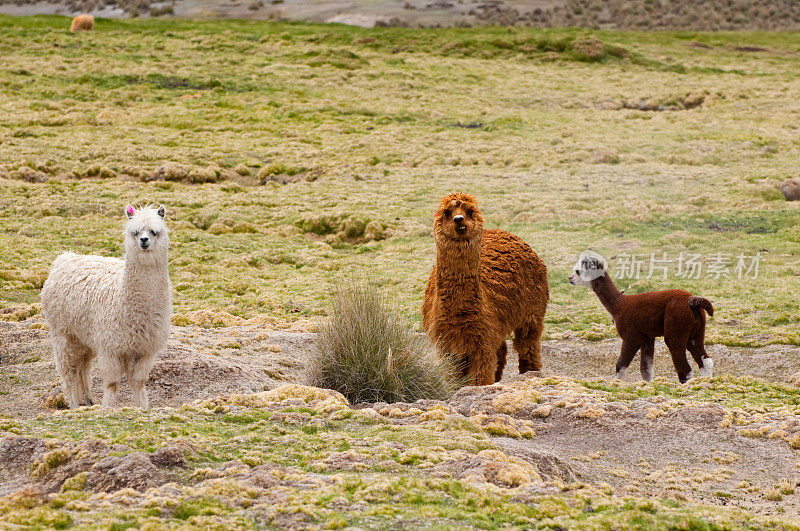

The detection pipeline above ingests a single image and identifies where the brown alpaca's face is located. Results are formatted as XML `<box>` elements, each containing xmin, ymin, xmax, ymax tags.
<box><xmin>434</xmin><ymin>194</ymin><xmax>484</xmax><ymax>243</ymax></box>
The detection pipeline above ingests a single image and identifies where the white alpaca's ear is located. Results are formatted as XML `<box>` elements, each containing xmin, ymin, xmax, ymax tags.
<box><xmin>157</xmin><ymin>205</ymin><xmax>166</xmax><ymax>219</ymax></box>
<box><xmin>126</xmin><ymin>205</ymin><xmax>135</xmax><ymax>219</ymax></box>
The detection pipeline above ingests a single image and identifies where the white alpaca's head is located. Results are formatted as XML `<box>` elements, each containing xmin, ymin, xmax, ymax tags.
<box><xmin>124</xmin><ymin>205</ymin><xmax>169</xmax><ymax>266</ymax></box>
<box><xmin>569</xmin><ymin>250</ymin><xmax>607</xmax><ymax>287</ymax></box>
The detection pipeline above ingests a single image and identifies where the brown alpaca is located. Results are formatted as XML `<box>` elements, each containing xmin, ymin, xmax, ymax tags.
<box><xmin>422</xmin><ymin>193</ymin><xmax>549</xmax><ymax>386</ymax></box>
<box><xmin>70</xmin><ymin>14</ymin><xmax>94</xmax><ymax>32</ymax></box>
<box><xmin>569</xmin><ymin>251</ymin><xmax>714</xmax><ymax>383</ymax></box>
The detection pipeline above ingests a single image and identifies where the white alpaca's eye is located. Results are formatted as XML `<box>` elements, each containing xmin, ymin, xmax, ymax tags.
<box><xmin>151</xmin><ymin>230</ymin><xmax>159</xmax><ymax>237</ymax></box>
<box><xmin>132</xmin><ymin>230</ymin><xmax>139</xmax><ymax>236</ymax></box>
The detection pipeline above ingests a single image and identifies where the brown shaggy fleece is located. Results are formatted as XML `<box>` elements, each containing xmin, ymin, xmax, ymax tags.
<box><xmin>70</xmin><ymin>14</ymin><xmax>94</xmax><ymax>32</ymax></box>
<box><xmin>570</xmin><ymin>252</ymin><xmax>714</xmax><ymax>383</ymax></box>
<box><xmin>422</xmin><ymin>193</ymin><xmax>549</xmax><ymax>386</ymax></box>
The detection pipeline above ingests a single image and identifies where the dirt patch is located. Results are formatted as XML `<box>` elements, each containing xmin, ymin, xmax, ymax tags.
<box><xmin>0</xmin><ymin>318</ymin><xmax>314</xmax><ymax>418</ymax></box>
<box><xmin>595</xmin><ymin>92</ymin><xmax>709</xmax><ymax>112</ymax></box>
<box><xmin>0</xmin><ymin>435</ymin><xmax>194</xmax><ymax>497</ymax></box>
<box><xmin>496</xmin><ymin>382</ymin><xmax>799</xmax><ymax>517</ymax></box>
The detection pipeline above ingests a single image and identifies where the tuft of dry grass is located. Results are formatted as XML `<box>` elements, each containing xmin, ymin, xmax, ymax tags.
<box><xmin>308</xmin><ymin>282</ymin><xmax>458</xmax><ymax>403</ymax></box>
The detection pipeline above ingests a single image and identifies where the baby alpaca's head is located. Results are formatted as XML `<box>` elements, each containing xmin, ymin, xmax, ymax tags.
<box><xmin>569</xmin><ymin>250</ymin><xmax>607</xmax><ymax>287</ymax></box>
<box><xmin>124</xmin><ymin>205</ymin><xmax>169</xmax><ymax>266</ymax></box>
<box><xmin>434</xmin><ymin>193</ymin><xmax>484</xmax><ymax>245</ymax></box>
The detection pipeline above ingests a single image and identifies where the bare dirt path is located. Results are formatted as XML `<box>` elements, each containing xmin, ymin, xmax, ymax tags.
<box><xmin>498</xmin><ymin>400</ymin><xmax>798</xmax><ymax>519</ymax></box>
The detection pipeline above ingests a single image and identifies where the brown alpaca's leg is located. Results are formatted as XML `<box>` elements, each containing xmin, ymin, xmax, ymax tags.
<box><xmin>467</xmin><ymin>349</ymin><xmax>497</xmax><ymax>386</ymax></box>
<box><xmin>615</xmin><ymin>339</ymin><xmax>640</xmax><ymax>379</ymax></box>
<box><xmin>639</xmin><ymin>338</ymin><xmax>655</xmax><ymax>382</ymax></box>
<box><xmin>514</xmin><ymin>321</ymin><xmax>543</xmax><ymax>374</ymax></box>
<box><xmin>495</xmin><ymin>342</ymin><xmax>507</xmax><ymax>383</ymax></box>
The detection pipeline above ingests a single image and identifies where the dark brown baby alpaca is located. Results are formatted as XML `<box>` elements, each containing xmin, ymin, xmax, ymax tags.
<box><xmin>422</xmin><ymin>193</ymin><xmax>549</xmax><ymax>386</ymax></box>
<box><xmin>569</xmin><ymin>251</ymin><xmax>714</xmax><ymax>383</ymax></box>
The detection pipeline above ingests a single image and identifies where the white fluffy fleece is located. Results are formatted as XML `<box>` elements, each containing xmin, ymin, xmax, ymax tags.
<box><xmin>41</xmin><ymin>205</ymin><xmax>172</xmax><ymax>409</ymax></box>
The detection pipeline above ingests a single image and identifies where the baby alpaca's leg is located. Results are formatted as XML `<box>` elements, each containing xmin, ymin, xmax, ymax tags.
<box><xmin>52</xmin><ymin>334</ymin><xmax>82</xmax><ymax>409</ymax></box>
<box><xmin>615</xmin><ymin>339</ymin><xmax>640</xmax><ymax>379</ymax></box>
<box><xmin>129</xmin><ymin>378</ymin><xmax>149</xmax><ymax>410</ymax></box>
<box><xmin>665</xmin><ymin>308</ymin><xmax>694</xmax><ymax>383</ymax></box>
<box><xmin>665</xmin><ymin>334</ymin><xmax>693</xmax><ymax>383</ymax></box>
<box><xmin>687</xmin><ymin>319</ymin><xmax>713</xmax><ymax>377</ymax></box>
<box><xmin>639</xmin><ymin>338</ymin><xmax>655</xmax><ymax>382</ymax></box>
<box><xmin>688</xmin><ymin>339</ymin><xmax>713</xmax><ymax>377</ymax></box>
<box><xmin>467</xmin><ymin>347</ymin><xmax>498</xmax><ymax>386</ymax></box>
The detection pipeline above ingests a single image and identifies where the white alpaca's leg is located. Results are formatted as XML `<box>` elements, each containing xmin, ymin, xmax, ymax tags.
<box><xmin>77</xmin><ymin>351</ymin><xmax>95</xmax><ymax>406</ymax></box>
<box><xmin>130</xmin><ymin>379</ymin><xmax>149</xmax><ymax>410</ymax></box>
<box><xmin>52</xmin><ymin>334</ymin><xmax>81</xmax><ymax>409</ymax></box>
<box><xmin>128</xmin><ymin>354</ymin><xmax>156</xmax><ymax>410</ymax></box>
<box><xmin>99</xmin><ymin>354</ymin><xmax>123</xmax><ymax>408</ymax></box>
<box><xmin>102</xmin><ymin>381</ymin><xmax>119</xmax><ymax>407</ymax></box>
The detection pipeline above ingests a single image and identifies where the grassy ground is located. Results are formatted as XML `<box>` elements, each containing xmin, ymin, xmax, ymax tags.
<box><xmin>1</xmin><ymin>16</ymin><xmax>799</xmax><ymax>347</ymax></box>
<box><xmin>2</xmin><ymin>382</ymin><xmax>798</xmax><ymax>529</ymax></box>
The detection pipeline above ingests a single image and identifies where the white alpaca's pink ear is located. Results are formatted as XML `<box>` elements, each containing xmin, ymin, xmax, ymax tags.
<box><xmin>126</xmin><ymin>205</ymin><xmax>135</xmax><ymax>219</ymax></box>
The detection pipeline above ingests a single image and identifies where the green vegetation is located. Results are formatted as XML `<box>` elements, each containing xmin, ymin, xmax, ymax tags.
<box><xmin>309</xmin><ymin>282</ymin><xmax>458</xmax><ymax>403</ymax></box>
<box><xmin>580</xmin><ymin>374</ymin><xmax>800</xmax><ymax>411</ymax></box>
<box><xmin>0</xmin><ymin>16</ymin><xmax>799</xmax><ymax>348</ymax></box>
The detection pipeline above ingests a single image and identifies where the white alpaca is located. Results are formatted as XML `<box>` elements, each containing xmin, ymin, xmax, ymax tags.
<box><xmin>41</xmin><ymin>205</ymin><xmax>172</xmax><ymax>409</ymax></box>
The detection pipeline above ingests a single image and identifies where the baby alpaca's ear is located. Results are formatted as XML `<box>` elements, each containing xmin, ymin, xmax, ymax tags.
<box><xmin>580</xmin><ymin>257</ymin><xmax>605</xmax><ymax>281</ymax></box>
<box><xmin>126</xmin><ymin>205</ymin><xmax>135</xmax><ymax>219</ymax></box>
<box><xmin>157</xmin><ymin>205</ymin><xmax>166</xmax><ymax>219</ymax></box>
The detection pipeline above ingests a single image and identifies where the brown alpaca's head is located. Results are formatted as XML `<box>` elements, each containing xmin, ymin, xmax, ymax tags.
<box><xmin>433</xmin><ymin>193</ymin><xmax>484</xmax><ymax>244</ymax></box>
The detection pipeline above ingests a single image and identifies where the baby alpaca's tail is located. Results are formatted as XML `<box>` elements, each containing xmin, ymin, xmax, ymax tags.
<box><xmin>688</xmin><ymin>296</ymin><xmax>714</xmax><ymax>317</ymax></box>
